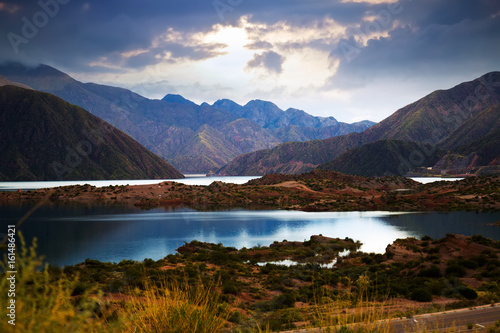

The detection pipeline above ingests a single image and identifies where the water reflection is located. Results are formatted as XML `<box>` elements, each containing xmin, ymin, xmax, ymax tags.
<box><xmin>1</xmin><ymin>206</ymin><xmax>499</xmax><ymax>267</ymax></box>
<box><xmin>0</xmin><ymin>176</ymin><xmax>260</xmax><ymax>191</ymax></box>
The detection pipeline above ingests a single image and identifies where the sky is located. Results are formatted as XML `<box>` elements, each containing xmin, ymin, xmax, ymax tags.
<box><xmin>0</xmin><ymin>0</ymin><xmax>499</xmax><ymax>123</ymax></box>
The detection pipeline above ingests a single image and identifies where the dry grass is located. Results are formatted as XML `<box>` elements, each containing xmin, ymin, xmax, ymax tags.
<box><xmin>121</xmin><ymin>279</ymin><xmax>228</xmax><ymax>333</ymax></box>
<box><xmin>0</xmin><ymin>234</ymin><xmax>105</xmax><ymax>333</ymax></box>
<box><xmin>0</xmin><ymin>235</ymin><xmax>229</xmax><ymax>333</ymax></box>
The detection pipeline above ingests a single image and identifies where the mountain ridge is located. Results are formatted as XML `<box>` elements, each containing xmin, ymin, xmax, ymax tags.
<box><xmin>0</xmin><ymin>86</ymin><xmax>184</xmax><ymax>181</ymax></box>
<box><xmin>218</xmin><ymin>72</ymin><xmax>500</xmax><ymax>176</ymax></box>
<box><xmin>0</xmin><ymin>62</ymin><xmax>375</xmax><ymax>174</ymax></box>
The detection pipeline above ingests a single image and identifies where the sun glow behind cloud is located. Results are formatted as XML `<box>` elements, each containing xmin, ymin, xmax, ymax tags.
<box><xmin>78</xmin><ymin>15</ymin><xmax>352</xmax><ymax>111</ymax></box>
<box><xmin>68</xmin><ymin>10</ymin><xmax>414</xmax><ymax>121</ymax></box>
<box><xmin>55</xmin><ymin>0</ymin><xmax>499</xmax><ymax>123</ymax></box>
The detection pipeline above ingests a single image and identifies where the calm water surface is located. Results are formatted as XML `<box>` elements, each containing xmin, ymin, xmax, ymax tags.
<box><xmin>0</xmin><ymin>176</ymin><xmax>461</xmax><ymax>191</ymax></box>
<box><xmin>0</xmin><ymin>176</ymin><xmax>260</xmax><ymax>191</ymax></box>
<box><xmin>1</xmin><ymin>205</ymin><xmax>499</xmax><ymax>266</ymax></box>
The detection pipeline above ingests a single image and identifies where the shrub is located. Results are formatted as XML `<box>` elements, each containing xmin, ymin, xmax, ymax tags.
<box><xmin>419</xmin><ymin>265</ymin><xmax>441</xmax><ymax>278</ymax></box>
<box><xmin>222</xmin><ymin>282</ymin><xmax>239</xmax><ymax>295</ymax></box>
<box><xmin>460</xmin><ymin>259</ymin><xmax>479</xmax><ymax>270</ymax></box>
<box><xmin>427</xmin><ymin>279</ymin><xmax>448</xmax><ymax>295</ymax></box>
<box><xmin>456</xmin><ymin>286</ymin><xmax>478</xmax><ymax>300</ymax></box>
<box><xmin>445</xmin><ymin>264</ymin><xmax>467</xmax><ymax>278</ymax></box>
<box><xmin>411</xmin><ymin>288</ymin><xmax>433</xmax><ymax>302</ymax></box>
<box><xmin>228</xmin><ymin>310</ymin><xmax>242</xmax><ymax>324</ymax></box>
<box><xmin>471</xmin><ymin>235</ymin><xmax>493</xmax><ymax>246</ymax></box>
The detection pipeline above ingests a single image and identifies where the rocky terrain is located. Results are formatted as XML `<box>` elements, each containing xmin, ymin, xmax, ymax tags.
<box><xmin>2</xmin><ymin>170</ymin><xmax>499</xmax><ymax>212</ymax></box>
<box><xmin>52</xmin><ymin>234</ymin><xmax>500</xmax><ymax>332</ymax></box>
<box><xmin>218</xmin><ymin>72</ymin><xmax>500</xmax><ymax>176</ymax></box>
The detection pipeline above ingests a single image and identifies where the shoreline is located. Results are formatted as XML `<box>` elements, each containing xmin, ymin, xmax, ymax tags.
<box><xmin>0</xmin><ymin>170</ymin><xmax>498</xmax><ymax>212</ymax></box>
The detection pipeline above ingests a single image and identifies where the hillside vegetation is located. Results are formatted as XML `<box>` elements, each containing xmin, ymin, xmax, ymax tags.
<box><xmin>218</xmin><ymin>72</ymin><xmax>500</xmax><ymax>176</ymax></box>
<box><xmin>0</xmin><ymin>86</ymin><xmax>183</xmax><ymax>181</ymax></box>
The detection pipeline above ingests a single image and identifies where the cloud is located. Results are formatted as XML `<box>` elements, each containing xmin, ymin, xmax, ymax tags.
<box><xmin>245</xmin><ymin>40</ymin><xmax>273</xmax><ymax>50</ymax></box>
<box><xmin>0</xmin><ymin>0</ymin><xmax>498</xmax><ymax>123</ymax></box>
<box><xmin>246</xmin><ymin>51</ymin><xmax>284</xmax><ymax>74</ymax></box>
<box><xmin>340</xmin><ymin>0</ymin><xmax>399</xmax><ymax>4</ymax></box>
<box><xmin>329</xmin><ymin>8</ymin><xmax>500</xmax><ymax>89</ymax></box>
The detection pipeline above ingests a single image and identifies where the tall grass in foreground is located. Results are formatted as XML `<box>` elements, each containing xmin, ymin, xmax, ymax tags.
<box><xmin>2</xmin><ymin>238</ymin><xmax>499</xmax><ymax>332</ymax></box>
<box><xmin>0</xmin><ymin>235</ymin><xmax>105</xmax><ymax>333</ymax></box>
<box><xmin>0</xmin><ymin>235</ymin><xmax>229</xmax><ymax>333</ymax></box>
<box><xmin>311</xmin><ymin>274</ymin><xmax>394</xmax><ymax>333</ymax></box>
<box><xmin>122</xmin><ymin>280</ymin><xmax>229</xmax><ymax>333</ymax></box>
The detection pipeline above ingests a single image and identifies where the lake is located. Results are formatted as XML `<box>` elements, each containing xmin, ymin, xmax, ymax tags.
<box><xmin>0</xmin><ymin>175</ymin><xmax>261</xmax><ymax>191</ymax></box>
<box><xmin>0</xmin><ymin>176</ymin><xmax>461</xmax><ymax>191</ymax></box>
<box><xmin>1</xmin><ymin>205</ymin><xmax>499</xmax><ymax>267</ymax></box>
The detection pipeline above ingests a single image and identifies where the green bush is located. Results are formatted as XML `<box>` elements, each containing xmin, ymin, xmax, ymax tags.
<box><xmin>445</xmin><ymin>264</ymin><xmax>466</xmax><ymax>278</ymax></box>
<box><xmin>419</xmin><ymin>265</ymin><xmax>441</xmax><ymax>278</ymax></box>
<box><xmin>222</xmin><ymin>282</ymin><xmax>239</xmax><ymax>295</ymax></box>
<box><xmin>410</xmin><ymin>288</ymin><xmax>433</xmax><ymax>302</ymax></box>
<box><xmin>460</xmin><ymin>259</ymin><xmax>479</xmax><ymax>270</ymax></box>
<box><xmin>228</xmin><ymin>310</ymin><xmax>242</xmax><ymax>324</ymax></box>
<box><xmin>456</xmin><ymin>286</ymin><xmax>478</xmax><ymax>300</ymax></box>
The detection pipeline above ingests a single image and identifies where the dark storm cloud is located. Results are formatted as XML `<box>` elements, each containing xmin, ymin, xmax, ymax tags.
<box><xmin>0</xmin><ymin>0</ymin><xmax>372</xmax><ymax>70</ymax></box>
<box><xmin>0</xmin><ymin>0</ymin><xmax>228</xmax><ymax>70</ymax></box>
<box><xmin>328</xmin><ymin>0</ymin><xmax>500</xmax><ymax>89</ymax></box>
<box><xmin>246</xmin><ymin>51</ymin><xmax>284</xmax><ymax>74</ymax></box>
<box><xmin>0</xmin><ymin>0</ymin><xmax>498</xmax><ymax>84</ymax></box>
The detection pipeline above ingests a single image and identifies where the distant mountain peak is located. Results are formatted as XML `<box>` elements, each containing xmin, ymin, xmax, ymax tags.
<box><xmin>162</xmin><ymin>94</ymin><xmax>198</xmax><ymax>106</ymax></box>
<box><xmin>0</xmin><ymin>62</ymin><xmax>76</xmax><ymax>90</ymax></box>
<box><xmin>213</xmin><ymin>99</ymin><xmax>241</xmax><ymax>107</ymax></box>
<box><xmin>244</xmin><ymin>99</ymin><xmax>280</xmax><ymax>108</ymax></box>
<box><xmin>2</xmin><ymin>62</ymin><xmax>70</xmax><ymax>79</ymax></box>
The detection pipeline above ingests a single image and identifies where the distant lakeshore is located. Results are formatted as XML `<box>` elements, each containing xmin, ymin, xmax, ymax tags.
<box><xmin>0</xmin><ymin>170</ymin><xmax>497</xmax><ymax>212</ymax></box>
<box><xmin>0</xmin><ymin>175</ymin><xmax>463</xmax><ymax>192</ymax></box>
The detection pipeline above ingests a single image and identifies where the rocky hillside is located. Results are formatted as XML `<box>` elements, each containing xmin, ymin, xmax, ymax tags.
<box><xmin>218</xmin><ymin>72</ymin><xmax>500</xmax><ymax>176</ymax></box>
<box><xmin>320</xmin><ymin>104</ymin><xmax>500</xmax><ymax>177</ymax></box>
<box><xmin>319</xmin><ymin>140</ymin><xmax>445</xmax><ymax>177</ymax></box>
<box><xmin>0</xmin><ymin>86</ymin><xmax>184</xmax><ymax>181</ymax></box>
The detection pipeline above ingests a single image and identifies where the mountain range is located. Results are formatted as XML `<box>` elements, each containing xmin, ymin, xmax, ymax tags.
<box><xmin>218</xmin><ymin>72</ymin><xmax>500</xmax><ymax>176</ymax></box>
<box><xmin>0</xmin><ymin>85</ymin><xmax>183</xmax><ymax>181</ymax></box>
<box><xmin>0</xmin><ymin>63</ymin><xmax>375</xmax><ymax>174</ymax></box>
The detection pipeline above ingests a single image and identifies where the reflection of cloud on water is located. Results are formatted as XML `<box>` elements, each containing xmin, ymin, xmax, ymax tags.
<box><xmin>0</xmin><ymin>176</ymin><xmax>260</xmax><ymax>191</ymax></box>
<box><xmin>6</xmin><ymin>208</ymin><xmax>500</xmax><ymax>266</ymax></box>
<box><xmin>190</xmin><ymin>212</ymin><xmax>415</xmax><ymax>254</ymax></box>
